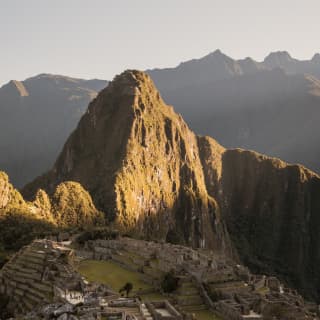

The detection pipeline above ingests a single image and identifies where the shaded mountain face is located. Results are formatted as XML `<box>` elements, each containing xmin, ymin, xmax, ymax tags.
<box><xmin>263</xmin><ymin>51</ymin><xmax>320</xmax><ymax>77</ymax></box>
<box><xmin>147</xmin><ymin>51</ymin><xmax>320</xmax><ymax>173</ymax></box>
<box><xmin>23</xmin><ymin>70</ymin><xmax>320</xmax><ymax>300</ymax></box>
<box><xmin>0</xmin><ymin>74</ymin><xmax>108</xmax><ymax>187</ymax></box>
<box><xmin>219</xmin><ymin>150</ymin><xmax>320</xmax><ymax>300</ymax></box>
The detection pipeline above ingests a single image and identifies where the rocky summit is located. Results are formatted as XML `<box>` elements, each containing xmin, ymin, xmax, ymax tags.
<box><xmin>23</xmin><ymin>70</ymin><xmax>320</xmax><ymax>301</ymax></box>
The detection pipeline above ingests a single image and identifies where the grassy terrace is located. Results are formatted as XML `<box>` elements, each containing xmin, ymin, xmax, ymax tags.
<box><xmin>194</xmin><ymin>310</ymin><xmax>221</xmax><ymax>320</ymax></box>
<box><xmin>78</xmin><ymin>259</ymin><xmax>221</xmax><ymax>320</ymax></box>
<box><xmin>78</xmin><ymin>260</ymin><xmax>152</xmax><ymax>293</ymax></box>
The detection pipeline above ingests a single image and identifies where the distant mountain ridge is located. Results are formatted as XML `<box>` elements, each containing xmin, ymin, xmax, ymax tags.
<box><xmin>1</xmin><ymin>49</ymin><xmax>320</xmax><ymax>188</ymax></box>
<box><xmin>148</xmin><ymin>50</ymin><xmax>320</xmax><ymax>89</ymax></box>
<box><xmin>147</xmin><ymin>50</ymin><xmax>320</xmax><ymax>174</ymax></box>
<box><xmin>0</xmin><ymin>74</ymin><xmax>108</xmax><ymax>187</ymax></box>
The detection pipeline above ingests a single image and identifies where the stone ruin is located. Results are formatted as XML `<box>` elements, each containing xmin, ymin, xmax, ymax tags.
<box><xmin>146</xmin><ymin>301</ymin><xmax>183</xmax><ymax>320</ymax></box>
<box><xmin>0</xmin><ymin>240</ymin><xmax>85</xmax><ymax>315</ymax></box>
<box><xmin>1</xmin><ymin>237</ymin><xmax>318</xmax><ymax>320</ymax></box>
<box><xmin>81</xmin><ymin>237</ymin><xmax>225</xmax><ymax>276</ymax></box>
<box><xmin>0</xmin><ymin>239</ymin><xmax>183</xmax><ymax>320</ymax></box>
<box><xmin>79</xmin><ymin>237</ymin><xmax>320</xmax><ymax>320</ymax></box>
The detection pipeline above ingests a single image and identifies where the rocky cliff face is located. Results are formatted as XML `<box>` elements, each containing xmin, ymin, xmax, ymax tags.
<box><xmin>198</xmin><ymin>141</ymin><xmax>320</xmax><ymax>299</ymax></box>
<box><xmin>23</xmin><ymin>70</ymin><xmax>320</xmax><ymax>300</ymax></box>
<box><xmin>197</xmin><ymin>140</ymin><xmax>320</xmax><ymax>299</ymax></box>
<box><xmin>218</xmin><ymin>149</ymin><xmax>320</xmax><ymax>299</ymax></box>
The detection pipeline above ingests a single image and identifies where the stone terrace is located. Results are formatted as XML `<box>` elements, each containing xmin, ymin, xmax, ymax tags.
<box><xmin>0</xmin><ymin>240</ymin><xmax>84</xmax><ymax>315</ymax></box>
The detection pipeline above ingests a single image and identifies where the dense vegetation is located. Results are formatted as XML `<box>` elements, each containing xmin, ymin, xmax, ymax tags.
<box><xmin>75</xmin><ymin>228</ymin><xmax>119</xmax><ymax>245</ymax></box>
<box><xmin>0</xmin><ymin>171</ymin><xmax>106</xmax><ymax>261</ymax></box>
<box><xmin>119</xmin><ymin>282</ymin><xmax>133</xmax><ymax>297</ymax></box>
<box><xmin>0</xmin><ymin>208</ymin><xmax>56</xmax><ymax>252</ymax></box>
<box><xmin>51</xmin><ymin>181</ymin><xmax>105</xmax><ymax>227</ymax></box>
<box><xmin>0</xmin><ymin>293</ymin><xmax>11</xmax><ymax>319</ymax></box>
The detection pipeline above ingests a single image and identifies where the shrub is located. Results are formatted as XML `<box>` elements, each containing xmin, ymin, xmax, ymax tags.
<box><xmin>161</xmin><ymin>270</ymin><xmax>179</xmax><ymax>293</ymax></box>
<box><xmin>76</xmin><ymin>227</ymin><xmax>119</xmax><ymax>245</ymax></box>
<box><xmin>119</xmin><ymin>282</ymin><xmax>133</xmax><ymax>297</ymax></box>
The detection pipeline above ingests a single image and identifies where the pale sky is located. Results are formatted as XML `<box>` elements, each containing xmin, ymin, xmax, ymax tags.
<box><xmin>1</xmin><ymin>0</ymin><xmax>319</xmax><ymax>85</ymax></box>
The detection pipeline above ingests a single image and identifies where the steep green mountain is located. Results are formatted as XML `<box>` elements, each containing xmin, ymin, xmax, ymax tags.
<box><xmin>23</xmin><ymin>70</ymin><xmax>320</xmax><ymax>300</ymax></box>
<box><xmin>23</xmin><ymin>70</ymin><xmax>230</xmax><ymax>251</ymax></box>
<box><xmin>147</xmin><ymin>51</ymin><xmax>320</xmax><ymax>174</ymax></box>
<box><xmin>218</xmin><ymin>150</ymin><xmax>320</xmax><ymax>300</ymax></box>
<box><xmin>0</xmin><ymin>74</ymin><xmax>108</xmax><ymax>187</ymax></box>
<box><xmin>0</xmin><ymin>171</ymin><xmax>103</xmax><ymax>253</ymax></box>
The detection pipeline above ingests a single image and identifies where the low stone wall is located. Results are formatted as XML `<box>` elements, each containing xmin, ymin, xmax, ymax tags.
<box><xmin>213</xmin><ymin>300</ymin><xmax>243</xmax><ymax>320</ymax></box>
<box><xmin>146</xmin><ymin>300</ymin><xmax>183</xmax><ymax>320</ymax></box>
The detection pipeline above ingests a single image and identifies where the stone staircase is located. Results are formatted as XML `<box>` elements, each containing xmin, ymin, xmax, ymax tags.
<box><xmin>174</xmin><ymin>276</ymin><xmax>208</xmax><ymax>314</ymax></box>
<box><xmin>0</xmin><ymin>244</ymin><xmax>54</xmax><ymax>314</ymax></box>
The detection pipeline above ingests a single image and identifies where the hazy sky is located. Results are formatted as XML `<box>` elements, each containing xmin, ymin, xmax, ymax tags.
<box><xmin>1</xmin><ymin>0</ymin><xmax>319</xmax><ymax>85</ymax></box>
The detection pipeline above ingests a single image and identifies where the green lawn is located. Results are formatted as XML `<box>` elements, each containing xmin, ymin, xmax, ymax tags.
<box><xmin>194</xmin><ymin>310</ymin><xmax>222</xmax><ymax>320</ymax></box>
<box><xmin>78</xmin><ymin>259</ymin><xmax>153</xmax><ymax>293</ymax></box>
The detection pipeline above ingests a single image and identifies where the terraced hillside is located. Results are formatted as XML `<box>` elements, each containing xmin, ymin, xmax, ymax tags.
<box><xmin>0</xmin><ymin>240</ymin><xmax>83</xmax><ymax>316</ymax></box>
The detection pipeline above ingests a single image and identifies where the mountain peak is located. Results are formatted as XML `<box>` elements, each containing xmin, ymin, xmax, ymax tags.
<box><xmin>24</xmin><ymin>73</ymin><xmax>108</xmax><ymax>92</ymax></box>
<box><xmin>0</xmin><ymin>80</ymin><xmax>29</xmax><ymax>97</ymax></box>
<box><xmin>205</xmin><ymin>49</ymin><xmax>232</xmax><ymax>61</ymax></box>
<box><xmin>312</xmin><ymin>53</ymin><xmax>320</xmax><ymax>63</ymax></box>
<box><xmin>110</xmin><ymin>70</ymin><xmax>150</xmax><ymax>92</ymax></box>
<box><xmin>105</xmin><ymin>70</ymin><xmax>163</xmax><ymax>106</ymax></box>
<box><xmin>27</xmin><ymin>73</ymin><xmax>80</xmax><ymax>83</ymax></box>
<box><xmin>23</xmin><ymin>69</ymin><xmax>228</xmax><ymax>250</ymax></box>
<box><xmin>264</xmin><ymin>51</ymin><xmax>294</xmax><ymax>65</ymax></box>
<box><xmin>211</xmin><ymin>49</ymin><xmax>223</xmax><ymax>56</ymax></box>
